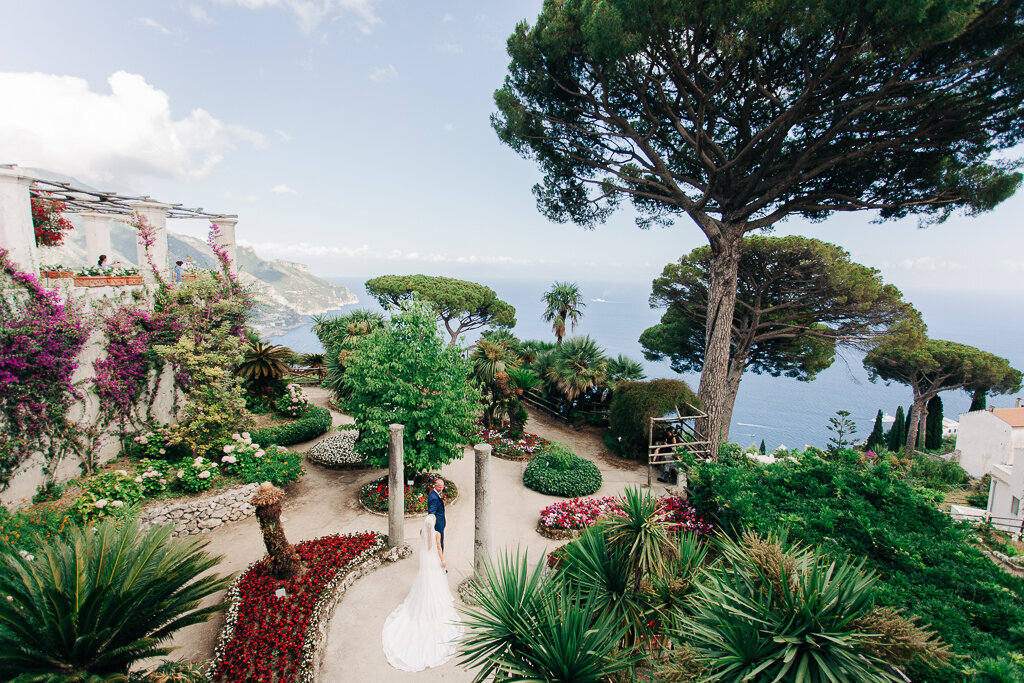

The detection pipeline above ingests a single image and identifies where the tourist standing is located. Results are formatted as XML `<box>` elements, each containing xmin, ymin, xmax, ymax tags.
<box><xmin>173</xmin><ymin>260</ymin><xmax>184</xmax><ymax>284</ymax></box>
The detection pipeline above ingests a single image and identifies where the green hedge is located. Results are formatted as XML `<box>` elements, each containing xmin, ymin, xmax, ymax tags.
<box><xmin>688</xmin><ymin>456</ymin><xmax>1024</xmax><ymax>682</ymax></box>
<box><xmin>523</xmin><ymin>444</ymin><xmax>602</xmax><ymax>497</ymax></box>
<box><xmin>250</xmin><ymin>406</ymin><xmax>332</xmax><ymax>447</ymax></box>
<box><xmin>608</xmin><ymin>379</ymin><xmax>700</xmax><ymax>460</ymax></box>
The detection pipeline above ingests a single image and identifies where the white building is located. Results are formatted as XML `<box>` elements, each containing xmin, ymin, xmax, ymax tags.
<box><xmin>954</xmin><ymin>406</ymin><xmax>1024</xmax><ymax>479</ymax></box>
<box><xmin>987</xmin><ymin>446</ymin><xmax>1024</xmax><ymax>537</ymax></box>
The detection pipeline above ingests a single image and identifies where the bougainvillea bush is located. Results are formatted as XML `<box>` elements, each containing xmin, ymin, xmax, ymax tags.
<box><xmin>539</xmin><ymin>495</ymin><xmax>713</xmax><ymax>534</ymax></box>
<box><xmin>359</xmin><ymin>473</ymin><xmax>456</xmax><ymax>514</ymax></box>
<box><xmin>31</xmin><ymin>193</ymin><xmax>74</xmax><ymax>247</ymax></box>
<box><xmin>472</xmin><ymin>424</ymin><xmax>549</xmax><ymax>460</ymax></box>
<box><xmin>209</xmin><ymin>532</ymin><xmax>384</xmax><ymax>682</ymax></box>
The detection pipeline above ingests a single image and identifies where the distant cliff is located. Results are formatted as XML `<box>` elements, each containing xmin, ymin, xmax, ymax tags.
<box><xmin>42</xmin><ymin>221</ymin><xmax>357</xmax><ymax>333</ymax></box>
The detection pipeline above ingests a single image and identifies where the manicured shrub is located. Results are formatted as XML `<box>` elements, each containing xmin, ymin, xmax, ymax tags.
<box><xmin>307</xmin><ymin>430</ymin><xmax>361</xmax><ymax>467</ymax></box>
<box><xmin>250</xmin><ymin>406</ymin><xmax>332</xmax><ymax>447</ymax></box>
<box><xmin>0</xmin><ymin>518</ymin><xmax>230</xmax><ymax>680</ymax></box>
<box><xmin>688</xmin><ymin>456</ymin><xmax>1024</xmax><ymax>682</ymax></box>
<box><xmin>523</xmin><ymin>445</ymin><xmax>602</xmax><ymax>497</ymax></box>
<box><xmin>608</xmin><ymin>379</ymin><xmax>700</xmax><ymax>461</ymax></box>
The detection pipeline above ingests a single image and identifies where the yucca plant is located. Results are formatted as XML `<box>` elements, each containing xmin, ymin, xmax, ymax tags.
<box><xmin>683</xmin><ymin>531</ymin><xmax>950</xmax><ymax>682</ymax></box>
<box><xmin>459</xmin><ymin>550</ymin><xmax>636</xmax><ymax>683</ymax></box>
<box><xmin>599</xmin><ymin>486</ymin><xmax>676</xmax><ymax>592</ymax></box>
<box><xmin>0</xmin><ymin>519</ymin><xmax>230</xmax><ymax>679</ymax></box>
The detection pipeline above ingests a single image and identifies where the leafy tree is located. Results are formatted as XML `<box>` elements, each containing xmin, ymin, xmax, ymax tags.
<box><xmin>314</xmin><ymin>309</ymin><xmax>386</xmax><ymax>402</ymax></box>
<box><xmin>365</xmin><ymin>275</ymin><xmax>516</xmax><ymax>346</ymax></box>
<box><xmin>493</xmin><ymin>0</ymin><xmax>1024</xmax><ymax>443</ymax></box>
<box><xmin>867</xmin><ymin>410</ymin><xmax>886</xmax><ymax>452</ymax></box>
<box><xmin>926</xmin><ymin>395</ymin><xmax>945</xmax><ymax>451</ymax></box>
<box><xmin>0</xmin><ymin>518</ymin><xmax>230</xmax><ymax>679</ymax></box>
<box><xmin>827</xmin><ymin>410</ymin><xmax>858</xmax><ymax>451</ymax></box>
<box><xmin>965</xmin><ymin>363</ymin><xmax>1023</xmax><ymax>412</ymax></box>
<box><xmin>541</xmin><ymin>281</ymin><xmax>586</xmax><ymax>344</ymax></box>
<box><xmin>865</xmin><ymin>321</ymin><xmax>1022</xmax><ymax>452</ymax></box>
<box><xmin>342</xmin><ymin>300</ymin><xmax>482</xmax><ymax>473</ymax></box>
<box><xmin>887</xmin><ymin>406</ymin><xmax>906</xmax><ymax>453</ymax></box>
<box><xmin>641</xmin><ymin>236</ymin><xmax>908</xmax><ymax>435</ymax></box>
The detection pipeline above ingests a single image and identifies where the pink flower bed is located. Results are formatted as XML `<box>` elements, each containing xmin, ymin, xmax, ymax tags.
<box><xmin>539</xmin><ymin>495</ymin><xmax>713</xmax><ymax>535</ymax></box>
<box><xmin>472</xmin><ymin>425</ymin><xmax>549</xmax><ymax>459</ymax></box>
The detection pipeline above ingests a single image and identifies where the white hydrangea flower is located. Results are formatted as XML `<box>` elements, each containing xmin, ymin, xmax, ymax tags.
<box><xmin>198</xmin><ymin>471</ymin><xmax>211</xmax><ymax>479</ymax></box>
<box><xmin>94</xmin><ymin>499</ymin><xmax>108</xmax><ymax>509</ymax></box>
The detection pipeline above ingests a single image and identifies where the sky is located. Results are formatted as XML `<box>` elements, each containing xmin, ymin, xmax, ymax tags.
<box><xmin>1</xmin><ymin>0</ymin><xmax>1022</xmax><ymax>292</ymax></box>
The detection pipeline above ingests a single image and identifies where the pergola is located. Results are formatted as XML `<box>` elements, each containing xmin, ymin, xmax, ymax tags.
<box><xmin>0</xmin><ymin>164</ymin><xmax>240</xmax><ymax>278</ymax></box>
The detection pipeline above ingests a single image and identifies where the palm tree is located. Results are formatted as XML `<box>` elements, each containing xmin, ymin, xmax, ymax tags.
<box><xmin>471</xmin><ymin>339</ymin><xmax>522</xmax><ymax>428</ymax></box>
<box><xmin>542</xmin><ymin>282</ymin><xmax>586</xmax><ymax>344</ymax></box>
<box><xmin>297</xmin><ymin>352</ymin><xmax>326</xmax><ymax>380</ymax></box>
<box><xmin>544</xmin><ymin>335</ymin><xmax>608</xmax><ymax>401</ymax></box>
<box><xmin>606</xmin><ymin>354</ymin><xmax>647</xmax><ymax>392</ymax></box>
<box><xmin>0</xmin><ymin>519</ymin><xmax>230</xmax><ymax>679</ymax></box>
<box><xmin>318</xmin><ymin>310</ymin><xmax>386</xmax><ymax>402</ymax></box>
<box><xmin>235</xmin><ymin>340</ymin><xmax>294</xmax><ymax>388</ymax></box>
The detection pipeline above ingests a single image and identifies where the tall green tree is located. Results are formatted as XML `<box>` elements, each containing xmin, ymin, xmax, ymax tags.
<box><xmin>926</xmin><ymin>395</ymin><xmax>945</xmax><ymax>451</ymax></box>
<box><xmin>640</xmin><ymin>236</ymin><xmax>908</xmax><ymax>436</ymax></box>
<box><xmin>313</xmin><ymin>309</ymin><xmax>387</xmax><ymax>402</ymax></box>
<box><xmin>493</xmin><ymin>0</ymin><xmax>1024</xmax><ymax>443</ymax></box>
<box><xmin>887</xmin><ymin>406</ymin><xmax>906</xmax><ymax>452</ymax></box>
<box><xmin>865</xmin><ymin>321</ymin><xmax>1022</xmax><ymax>452</ymax></box>
<box><xmin>866</xmin><ymin>410</ymin><xmax>886</xmax><ymax>452</ymax></box>
<box><xmin>541</xmin><ymin>281</ymin><xmax>586</xmax><ymax>344</ymax></box>
<box><xmin>965</xmin><ymin>364</ymin><xmax>1023</xmax><ymax>412</ymax></box>
<box><xmin>342</xmin><ymin>300</ymin><xmax>482</xmax><ymax>472</ymax></box>
<box><xmin>365</xmin><ymin>275</ymin><xmax>516</xmax><ymax>346</ymax></box>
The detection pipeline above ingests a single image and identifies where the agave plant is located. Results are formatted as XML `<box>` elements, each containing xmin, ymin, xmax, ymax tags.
<box><xmin>544</xmin><ymin>335</ymin><xmax>608</xmax><ymax>402</ymax></box>
<box><xmin>683</xmin><ymin>531</ymin><xmax>950</xmax><ymax>682</ymax></box>
<box><xmin>0</xmin><ymin>519</ymin><xmax>230</xmax><ymax>679</ymax></box>
<box><xmin>459</xmin><ymin>550</ymin><xmax>636</xmax><ymax>682</ymax></box>
<box><xmin>542</xmin><ymin>282</ymin><xmax>586</xmax><ymax>344</ymax></box>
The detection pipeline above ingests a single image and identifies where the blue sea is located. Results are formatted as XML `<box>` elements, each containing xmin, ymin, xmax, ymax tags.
<box><xmin>270</xmin><ymin>278</ymin><xmax>1024</xmax><ymax>451</ymax></box>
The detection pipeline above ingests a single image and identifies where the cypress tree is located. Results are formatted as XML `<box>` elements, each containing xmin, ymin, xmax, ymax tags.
<box><xmin>887</xmin><ymin>406</ymin><xmax>905</xmax><ymax>452</ymax></box>
<box><xmin>969</xmin><ymin>389</ymin><xmax>987</xmax><ymax>412</ymax></box>
<box><xmin>904</xmin><ymin>405</ymin><xmax>913</xmax><ymax>442</ymax></box>
<box><xmin>759</xmin><ymin>439</ymin><xmax>766</xmax><ymax>455</ymax></box>
<box><xmin>866</xmin><ymin>409</ymin><xmax>885</xmax><ymax>452</ymax></box>
<box><xmin>926</xmin><ymin>395</ymin><xmax>944</xmax><ymax>450</ymax></box>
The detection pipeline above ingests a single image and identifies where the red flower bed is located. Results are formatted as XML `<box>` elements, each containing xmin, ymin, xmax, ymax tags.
<box><xmin>539</xmin><ymin>495</ymin><xmax>713</xmax><ymax>535</ymax></box>
<box><xmin>210</xmin><ymin>532</ymin><xmax>381</xmax><ymax>682</ymax></box>
<box><xmin>473</xmin><ymin>425</ymin><xmax>549</xmax><ymax>459</ymax></box>
<box><xmin>359</xmin><ymin>473</ymin><xmax>457</xmax><ymax>513</ymax></box>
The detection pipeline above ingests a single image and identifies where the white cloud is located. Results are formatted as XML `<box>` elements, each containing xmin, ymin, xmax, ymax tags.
<box><xmin>188</xmin><ymin>5</ymin><xmax>215</xmax><ymax>23</ymax></box>
<box><xmin>880</xmin><ymin>256</ymin><xmax>963</xmax><ymax>272</ymax></box>
<box><xmin>0</xmin><ymin>71</ymin><xmax>265</xmax><ymax>186</ymax></box>
<box><xmin>271</xmin><ymin>184</ymin><xmax>299</xmax><ymax>195</ymax></box>
<box><xmin>442</xmin><ymin>123</ymin><xmax>454</xmax><ymax>133</ymax></box>
<box><xmin>241</xmin><ymin>240</ymin><xmax>372</xmax><ymax>258</ymax></box>
<box><xmin>138</xmin><ymin>17</ymin><xmax>172</xmax><ymax>34</ymax></box>
<box><xmin>442</xmin><ymin>13</ymin><xmax>454</xmax><ymax>22</ymax></box>
<box><xmin>217</xmin><ymin>0</ymin><xmax>381</xmax><ymax>33</ymax></box>
<box><xmin>241</xmin><ymin>240</ymin><xmax>549</xmax><ymax>266</ymax></box>
<box><xmin>274</xmin><ymin>129</ymin><xmax>292</xmax><ymax>142</ymax></box>
<box><xmin>367</xmin><ymin>64</ymin><xmax>398</xmax><ymax>82</ymax></box>
<box><xmin>438</xmin><ymin>41</ymin><xmax>463</xmax><ymax>54</ymax></box>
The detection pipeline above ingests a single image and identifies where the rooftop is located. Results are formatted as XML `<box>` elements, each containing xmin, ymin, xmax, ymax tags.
<box><xmin>993</xmin><ymin>407</ymin><xmax>1024</xmax><ymax>428</ymax></box>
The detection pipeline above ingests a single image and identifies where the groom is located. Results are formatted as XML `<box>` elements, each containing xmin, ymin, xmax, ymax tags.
<box><xmin>426</xmin><ymin>478</ymin><xmax>446</xmax><ymax>557</ymax></box>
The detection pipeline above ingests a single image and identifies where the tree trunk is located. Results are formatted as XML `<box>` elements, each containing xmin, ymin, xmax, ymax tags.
<box><xmin>905</xmin><ymin>395</ymin><xmax>927</xmax><ymax>453</ymax></box>
<box><xmin>697</xmin><ymin>232</ymin><xmax>743</xmax><ymax>448</ymax></box>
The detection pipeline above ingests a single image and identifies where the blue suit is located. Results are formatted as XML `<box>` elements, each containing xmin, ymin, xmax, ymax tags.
<box><xmin>427</xmin><ymin>488</ymin><xmax>446</xmax><ymax>550</ymax></box>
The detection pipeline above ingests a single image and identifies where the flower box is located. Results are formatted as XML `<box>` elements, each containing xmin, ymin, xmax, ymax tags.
<box><xmin>74</xmin><ymin>275</ymin><xmax>111</xmax><ymax>287</ymax></box>
<box><xmin>124</xmin><ymin>275</ymin><xmax>143</xmax><ymax>285</ymax></box>
<box><xmin>41</xmin><ymin>269</ymin><xmax>74</xmax><ymax>279</ymax></box>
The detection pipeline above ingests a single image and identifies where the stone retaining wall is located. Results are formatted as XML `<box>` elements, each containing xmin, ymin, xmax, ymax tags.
<box><xmin>139</xmin><ymin>482</ymin><xmax>259</xmax><ymax>536</ymax></box>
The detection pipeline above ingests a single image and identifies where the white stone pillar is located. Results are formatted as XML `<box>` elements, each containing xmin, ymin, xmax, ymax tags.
<box><xmin>387</xmin><ymin>424</ymin><xmax>405</xmax><ymax>548</ymax></box>
<box><xmin>80</xmin><ymin>211</ymin><xmax>112</xmax><ymax>268</ymax></box>
<box><xmin>211</xmin><ymin>216</ymin><xmax>238</xmax><ymax>274</ymax></box>
<box><xmin>474</xmin><ymin>443</ymin><xmax>492</xmax><ymax>578</ymax></box>
<box><xmin>131</xmin><ymin>201</ymin><xmax>170</xmax><ymax>280</ymax></box>
<box><xmin>0</xmin><ymin>166</ymin><xmax>38</xmax><ymax>275</ymax></box>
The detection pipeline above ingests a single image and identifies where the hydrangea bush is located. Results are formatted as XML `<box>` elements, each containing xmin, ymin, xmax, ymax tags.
<box><xmin>133</xmin><ymin>459</ymin><xmax>171</xmax><ymax>496</ymax></box>
<box><xmin>306</xmin><ymin>430</ymin><xmax>360</xmax><ymax>467</ymax></box>
<box><xmin>70</xmin><ymin>471</ymin><xmax>144</xmax><ymax>524</ymax></box>
<box><xmin>217</xmin><ymin>432</ymin><xmax>304</xmax><ymax>487</ymax></box>
<box><xmin>175</xmin><ymin>456</ymin><xmax>219</xmax><ymax>493</ymax></box>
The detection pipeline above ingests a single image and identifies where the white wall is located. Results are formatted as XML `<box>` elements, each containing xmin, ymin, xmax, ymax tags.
<box><xmin>988</xmin><ymin>457</ymin><xmax>1024</xmax><ymax>537</ymax></box>
<box><xmin>0</xmin><ymin>283</ymin><xmax>183</xmax><ymax>506</ymax></box>
<box><xmin>955</xmin><ymin>410</ymin><xmax>1014</xmax><ymax>478</ymax></box>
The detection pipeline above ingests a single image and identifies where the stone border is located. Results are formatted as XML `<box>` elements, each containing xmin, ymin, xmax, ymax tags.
<box><xmin>208</xmin><ymin>533</ymin><xmax>409</xmax><ymax>683</ymax></box>
<box><xmin>489</xmin><ymin>449</ymin><xmax>539</xmax><ymax>462</ymax></box>
<box><xmin>535</xmin><ymin>520</ymin><xmax>584</xmax><ymax>541</ymax></box>
<box><xmin>138</xmin><ymin>482</ymin><xmax>259</xmax><ymax>536</ymax></box>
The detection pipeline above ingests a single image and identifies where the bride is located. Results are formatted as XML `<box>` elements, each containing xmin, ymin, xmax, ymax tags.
<box><xmin>381</xmin><ymin>514</ymin><xmax>463</xmax><ymax>671</ymax></box>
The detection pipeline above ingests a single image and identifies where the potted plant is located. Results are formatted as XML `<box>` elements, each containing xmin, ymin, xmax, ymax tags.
<box><xmin>40</xmin><ymin>264</ymin><xmax>74</xmax><ymax>278</ymax></box>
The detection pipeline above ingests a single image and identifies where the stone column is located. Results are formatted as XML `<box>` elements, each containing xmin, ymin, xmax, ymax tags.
<box><xmin>388</xmin><ymin>424</ymin><xmax>405</xmax><ymax>548</ymax></box>
<box><xmin>0</xmin><ymin>166</ymin><xmax>38</xmax><ymax>275</ymax></box>
<box><xmin>131</xmin><ymin>200</ymin><xmax>170</xmax><ymax>280</ymax></box>
<box><xmin>474</xmin><ymin>443</ymin><xmax>492</xmax><ymax>577</ymax></box>
<box><xmin>80</xmin><ymin>211</ymin><xmax>112</xmax><ymax>267</ymax></box>
<box><xmin>211</xmin><ymin>216</ymin><xmax>238</xmax><ymax>274</ymax></box>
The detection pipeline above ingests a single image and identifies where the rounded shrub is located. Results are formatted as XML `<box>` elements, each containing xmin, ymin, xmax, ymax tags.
<box><xmin>608</xmin><ymin>379</ymin><xmax>701</xmax><ymax>461</ymax></box>
<box><xmin>523</xmin><ymin>444</ymin><xmax>602</xmax><ymax>497</ymax></box>
<box><xmin>250</xmin><ymin>406</ymin><xmax>332</xmax><ymax>447</ymax></box>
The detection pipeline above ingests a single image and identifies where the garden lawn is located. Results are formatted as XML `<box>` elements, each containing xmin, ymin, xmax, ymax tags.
<box><xmin>210</xmin><ymin>532</ymin><xmax>383</xmax><ymax>682</ymax></box>
<box><xmin>689</xmin><ymin>456</ymin><xmax>1024</xmax><ymax>682</ymax></box>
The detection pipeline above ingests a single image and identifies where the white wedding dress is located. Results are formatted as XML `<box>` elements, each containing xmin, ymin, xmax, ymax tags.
<box><xmin>381</xmin><ymin>515</ymin><xmax>463</xmax><ymax>671</ymax></box>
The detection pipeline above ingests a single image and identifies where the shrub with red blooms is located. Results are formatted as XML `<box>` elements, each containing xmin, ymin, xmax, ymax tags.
<box><xmin>539</xmin><ymin>495</ymin><xmax>713</xmax><ymax>535</ymax></box>
<box><xmin>210</xmin><ymin>532</ymin><xmax>382</xmax><ymax>682</ymax></box>
<box><xmin>359</xmin><ymin>473</ymin><xmax>457</xmax><ymax>514</ymax></box>
<box><xmin>471</xmin><ymin>424</ymin><xmax>549</xmax><ymax>459</ymax></box>
<box><xmin>31</xmin><ymin>193</ymin><xmax>74</xmax><ymax>247</ymax></box>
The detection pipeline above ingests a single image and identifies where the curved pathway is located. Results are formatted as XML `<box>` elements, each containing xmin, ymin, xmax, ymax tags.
<box><xmin>166</xmin><ymin>393</ymin><xmax>674</xmax><ymax>680</ymax></box>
